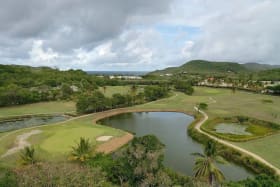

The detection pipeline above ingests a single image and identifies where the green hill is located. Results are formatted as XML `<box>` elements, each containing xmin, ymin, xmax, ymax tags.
<box><xmin>254</xmin><ymin>68</ymin><xmax>280</xmax><ymax>81</ymax></box>
<box><xmin>149</xmin><ymin>60</ymin><xmax>279</xmax><ymax>76</ymax></box>
<box><xmin>150</xmin><ymin>60</ymin><xmax>248</xmax><ymax>75</ymax></box>
<box><xmin>243</xmin><ymin>63</ymin><xmax>280</xmax><ymax>71</ymax></box>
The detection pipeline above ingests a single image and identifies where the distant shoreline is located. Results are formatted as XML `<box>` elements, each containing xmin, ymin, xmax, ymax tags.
<box><xmin>86</xmin><ymin>71</ymin><xmax>149</xmax><ymax>76</ymax></box>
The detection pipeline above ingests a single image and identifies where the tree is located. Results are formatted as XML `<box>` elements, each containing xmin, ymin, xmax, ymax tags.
<box><xmin>198</xmin><ymin>103</ymin><xmax>208</xmax><ymax>111</ymax></box>
<box><xmin>174</xmin><ymin>80</ymin><xmax>194</xmax><ymax>95</ymax></box>
<box><xmin>144</xmin><ymin>85</ymin><xmax>169</xmax><ymax>101</ymax></box>
<box><xmin>76</xmin><ymin>91</ymin><xmax>108</xmax><ymax>113</ymax></box>
<box><xmin>192</xmin><ymin>140</ymin><xmax>225</xmax><ymax>186</ymax></box>
<box><xmin>20</xmin><ymin>146</ymin><xmax>37</xmax><ymax>165</ymax></box>
<box><xmin>109</xmin><ymin>135</ymin><xmax>171</xmax><ymax>186</ymax></box>
<box><xmin>130</xmin><ymin>85</ymin><xmax>137</xmax><ymax>104</ymax></box>
<box><xmin>70</xmin><ymin>137</ymin><xmax>93</xmax><ymax>162</ymax></box>
<box><xmin>61</xmin><ymin>83</ymin><xmax>73</xmax><ymax>99</ymax></box>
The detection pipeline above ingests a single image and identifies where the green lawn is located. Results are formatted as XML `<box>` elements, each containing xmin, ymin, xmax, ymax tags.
<box><xmin>235</xmin><ymin>134</ymin><xmax>280</xmax><ymax>168</ymax></box>
<box><xmin>0</xmin><ymin>114</ymin><xmax>124</xmax><ymax>166</ymax></box>
<box><xmin>0</xmin><ymin>101</ymin><xmax>76</xmax><ymax>118</ymax></box>
<box><xmin>135</xmin><ymin>87</ymin><xmax>280</xmax><ymax>124</ymax></box>
<box><xmin>99</xmin><ymin>85</ymin><xmax>143</xmax><ymax>97</ymax></box>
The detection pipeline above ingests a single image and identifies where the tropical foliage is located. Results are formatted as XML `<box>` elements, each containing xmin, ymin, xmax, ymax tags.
<box><xmin>192</xmin><ymin>140</ymin><xmax>226</xmax><ymax>186</ymax></box>
<box><xmin>69</xmin><ymin>137</ymin><xmax>93</xmax><ymax>162</ymax></box>
<box><xmin>19</xmin><ymin>146</ymin><xmax>37</xmax><ymax>165</ymax></box>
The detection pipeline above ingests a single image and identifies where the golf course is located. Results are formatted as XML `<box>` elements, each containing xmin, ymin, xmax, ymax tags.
<box><xmin>0</xmin><ymin>86</ymin><xmax>279</xmax><ymax>174</ymax></box>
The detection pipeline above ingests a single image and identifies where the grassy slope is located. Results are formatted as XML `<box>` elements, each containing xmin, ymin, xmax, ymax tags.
<box><xmin>0</xmin><ymin>101</ymin><xmax>76</xmax><ymax>118</ymax></box>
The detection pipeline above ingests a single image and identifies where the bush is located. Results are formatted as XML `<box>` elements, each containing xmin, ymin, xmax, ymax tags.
<box><xmin>0</xmin><ymin>167</ymin><xmax>17</xmax><ymax>187</ymax></box>
<box><xmin>15</xmin><ymin>162</ymin><xmax>112</xmax><ymax>187</ymax></box>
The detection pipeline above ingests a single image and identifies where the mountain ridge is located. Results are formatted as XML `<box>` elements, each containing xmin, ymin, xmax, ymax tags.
<box><xmin>149</xmin><ymin>60</ymin><xmax>280</xmax><ymax>75</ymax></box>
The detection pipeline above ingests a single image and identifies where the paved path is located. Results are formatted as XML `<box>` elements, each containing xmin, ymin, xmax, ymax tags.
<box><xmin>1</xmin><ymin>130</ymin><xmax>42</xmax><ymax>158</ymax></box>
<box><xmin>194</xmin><ymin>107</ymin><xmax>280</xmax><ymax>176</ymax></box>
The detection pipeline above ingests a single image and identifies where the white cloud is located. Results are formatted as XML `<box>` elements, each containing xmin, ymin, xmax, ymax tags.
<box><xmin>29</xmin><ymin>40</ymin><xmax>58</xmax><ymax>65</ymax></box>
<box><xmin>1</xmin><ymin>0</ymin><xmax>280</xmax><ymax>70</ymax></box>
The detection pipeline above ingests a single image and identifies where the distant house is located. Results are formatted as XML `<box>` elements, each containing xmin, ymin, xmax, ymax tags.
<box><xmin>109</xmin><ymin>75</ymin><xmax>142</xmax><ymax>80</ymax></box>
<box><xmin>70</xmin><ymin>85</ymin><xmax>79</xmax><ymax>92</ymax></box>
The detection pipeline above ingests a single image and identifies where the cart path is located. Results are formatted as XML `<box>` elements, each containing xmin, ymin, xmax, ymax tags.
<box><xmin>1</xmin><ymin>130</ymin><xmax>42</xmax><ymax>158</ymax></box>
<box><xmin>194</xmin><ymin>107</ymin><xmax>280</xmax><ymax>176</ymax></box>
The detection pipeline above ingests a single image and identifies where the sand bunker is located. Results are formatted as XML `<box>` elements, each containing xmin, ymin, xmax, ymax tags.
<box><xmin>1</xmin><ymin>129</ymin><xmax>42</xmax><ymax>158</ymax></box>
<box><xmin>96</xmin><ymin>135</ymin><xmax>113</xmax><ymax>142</ymax></box>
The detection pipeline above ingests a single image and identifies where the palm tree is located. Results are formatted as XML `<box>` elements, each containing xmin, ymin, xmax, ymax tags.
<box><xmin>192</xmin><ymin>141</ymin><xmax>226</xmax><ymax>186</ymax></box>
<box><xmin>70</xmin><ymin>137</ymin><xmax>93</xmax><ymax>162</ymax></box>
<box><xmin>20</xmin><ymin>146</ymin><xmax>36</xmax><ymax>165</ymax></box>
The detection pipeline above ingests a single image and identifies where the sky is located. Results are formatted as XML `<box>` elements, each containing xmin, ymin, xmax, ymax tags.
<box><xmin>0</xmin><ymin>0</ymin><xmax>280</xmax><ymax>71</ymax></box>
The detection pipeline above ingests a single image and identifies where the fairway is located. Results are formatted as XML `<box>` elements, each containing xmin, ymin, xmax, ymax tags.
<box><xmin>0</xmin><ymin>114</ymin><xmax>124</xmax><ymax>165</ymax></box>
<box><xmin>135</xmin><ymin>87</ymin><xmax>280</xmax><ymax>124</ymax></box>
<box><xmin>99</xmin><ymin>85</ymin><xmax>143</xmax><ymax>97</ymax></box>
<box><xmin>0</xmin><ymin>101</ymin><xmax>76</xmax><ymax>118</ymax></box>
<box><xmin>99</xmin><ymin>86</ymin><xmax>131</xmax><ymax>97</ymax></box>
<box><xmin>235</xmin><ymin>134</ymin><xmax>280</xmax><ymax>168</ymax></box>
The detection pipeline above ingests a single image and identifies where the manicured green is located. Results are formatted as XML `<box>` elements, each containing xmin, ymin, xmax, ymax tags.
<box><xmin>0</xmin><ymin>114</ymin><xmax>124</xmax><ymax>165</ymax></box>
<box><xmin>0</xmin><ymin>101</ymin><xmax>76</xmax><ymax>118</ymax></box>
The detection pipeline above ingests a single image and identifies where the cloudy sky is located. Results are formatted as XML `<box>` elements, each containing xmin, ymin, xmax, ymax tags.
<box><xmin>0</xmin><ymin>0</ymin><xmax>279</xmax><ymax>71</ymax></box>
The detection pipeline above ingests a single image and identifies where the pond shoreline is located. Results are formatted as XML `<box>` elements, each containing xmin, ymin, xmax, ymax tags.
<box><xmin>93</xmin><ymin>107</ymin><xmax>280</xmax><ymax>177</ymax></box>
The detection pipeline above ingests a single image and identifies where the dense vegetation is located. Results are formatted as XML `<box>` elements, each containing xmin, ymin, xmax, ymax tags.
<box><xmin>0</xmin><ymin>65</ymin><xmax>121</xmax><ymax>107</ymax></box>
<box><xmin>76</xmin><ymin>85</ymin><xmax>170</xmax><ymax>114</ymax></box>
<box><xmin>267</xmin><ymin>84</ymin><xmax>280</xmax><ymax>94</ymax></box>
<box><xmin>0</xmin><ymin>135</ymin><xmax>193</xmax><ymax>187</ymax></box>
<box><xmin>1</xmin><ymin>135</ymin><xmax>280</xmax><ymax>186</ymax></box>
<box><xmin>174</xmin><ymin>80</ymin><xmax>194</xmax><ymax>95</ymax></box>
<box><xmin>149</xmin><ymin>60</ymin><xmax>280</xmax><ymax>81</ymax></box>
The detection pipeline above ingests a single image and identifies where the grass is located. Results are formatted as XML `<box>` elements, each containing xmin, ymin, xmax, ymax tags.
<box><xmin>235</xmin><ymin>134</ymin><xmax>280</xmax><ymax>168</ymax></box>
<box><xmin>134</xmin><ymin>87</ymin><xmax>280</xmax><ymax>124</ymax></box>
<box><xmin>98</xmin><ymin>85</ymin><xmax>144</xmax><ymax>97</ymax></box>
<box><xmin>0</xmin><ymin>101</ymin><xmax>76</xmax><ymax>118</ymax></box>
<box><xmin>0</xmin><ymin>114</ymin><xmax>124</xmax><ymax>166</ymax></box>
<box><xmin>99</xmin><ymin>86</ymin><xmax>131</xmax><ymax>97</ymax></box>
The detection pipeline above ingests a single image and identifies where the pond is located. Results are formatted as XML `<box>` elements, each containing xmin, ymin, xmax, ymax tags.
<box><xmin>100</xmin><ymin>112</ymin><xmax>253</xmax><ymax>181</ymax></box>
<box><xmin>0</xmin><ymin>115</ymin><xmax>68</xmax><ymax>132</ymax></box>
<box><xmin>215</xmin><ymin>123</ymin><xmax>252</xmax><ymax>135</ymax></box>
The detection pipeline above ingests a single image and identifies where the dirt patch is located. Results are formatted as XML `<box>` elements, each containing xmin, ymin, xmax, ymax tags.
<box><xmin>96</xmin><ymin>133</ymin><xmax>133</xmax><ymax>154</ymax></box>
<box><xmin>96</xmin><ymin>136</ymin><xmax>113</xmax><ymax>142</ymax></box>
<box><xmin>1</xmin><ymin>129</ymin><xmax>42</xmax><ymax>158</ymax></box>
